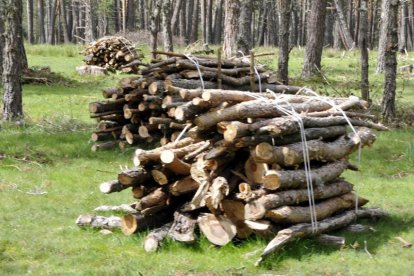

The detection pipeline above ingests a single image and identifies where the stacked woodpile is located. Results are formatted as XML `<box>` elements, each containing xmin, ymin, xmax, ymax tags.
<box><xmin>80</xmin><ymin>68</ymin><xmax>389</xmax><ymax>263</ymax></box>
<box><xmin>89</xmin><ymin>52</ymin><xmax>303</xmax><ymax>151</ymax></box>
<box><xmin>83</xmin><ymin>36</ymin><xmax>144</xmax><ymax>73</ymax></box>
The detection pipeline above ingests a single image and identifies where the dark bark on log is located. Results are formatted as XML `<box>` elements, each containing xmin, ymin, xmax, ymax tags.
<box><xmin>169</xmin><ymin>212</ymin><xmax>197</xmax><ymax>243</ymax></box>
<box><xmin>265</xmin><ymin>192</ymin><xmax>368</xmax><ymax>224</ymax></box>
<box><xmin>118</xmin><ymin>167</ymin><xmax>151</xmax><ymax>186</ymax></box>
<box><xmin>99</xmin><ymin>180</ymin><xmax>129</xmax><ymax>194</ymax></box>
<box><xmin>255</xmin><ymin>208</ymin><xmax>388</xmax><ymax>265</ymax></box>
<box><xmin>144</xmin><ymin>223</ymin><xmax>172</xmax><ymax>252</ymax></box>
<box><xmin>245</xmin><ymin>180</ymin><xmax>354</xmax><ymax>220</ymax></box>
<box><xmin>253</xmin><ymin>128</ymin><xmax>376</xmax><ymax>166</ymax></box>
<box><xmin>121</xmin><ymin>212</ymin><xmax>172</xmax><ymax>235</ymax></box>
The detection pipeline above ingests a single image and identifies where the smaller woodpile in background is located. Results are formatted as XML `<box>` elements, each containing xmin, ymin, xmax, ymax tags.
<box><xmin>83</xmin><ymin>36</ymin><xmax>144</xmax><ymax>73</ymax></box>
<box><xmin>88</xmin><ymin>51</ymin><xmax>301</xmax><ymax>151</ymax></box>
<box><xmin>79</xmin><ymin>52</ymin><xmax>389</xmax><ymax>264</ymax></box>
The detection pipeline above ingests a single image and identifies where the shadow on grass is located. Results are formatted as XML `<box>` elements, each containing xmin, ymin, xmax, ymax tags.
<box><xmin>260</xmin><ymin>214</ymin><xmax>414</xmax><ymax>268</ymax></box>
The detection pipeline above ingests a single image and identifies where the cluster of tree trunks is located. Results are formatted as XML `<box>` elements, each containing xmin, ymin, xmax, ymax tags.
<box><xmin>79</xmin><ymin>61</ymin><xmax>388</xmax><ymax>262</ymax></box>
<box><xmin>83</xmin><ymin>36</ymin><xmax>144</xmax><ymax>73</ymax></box>
<box><xmin>88</xmin><ymin>51</ymin><xmax>302</xmax><ymax>151</ymax></box>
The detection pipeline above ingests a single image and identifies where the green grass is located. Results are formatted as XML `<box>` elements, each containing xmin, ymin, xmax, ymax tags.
<box><xmin>1</xmin><ymin>44</ymin><xmax>414</xmax><ymax>275</ymax></box>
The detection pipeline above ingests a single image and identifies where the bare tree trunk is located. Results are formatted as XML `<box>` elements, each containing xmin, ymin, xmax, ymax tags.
<box><xmin>359</xmin><ymin>0</ymin><xmax>369</xmax><ymax>101</ymax></box>
<box><xmin>126</xmin><ymin>0</ymin><xmax>136</xmax><ymax>31</ymax></box>
<box><xmin>190</xmin><ymin>0</ymin><xmax>199</xmax><ymax>43</ymax></box>
<box><xmin>121</xmin><ymin>0</ymin><xmax>126</xmax><ymax>32</ymax></box>
<box><xmin>256</xmin><ymin>1</ymin><xmax>269</xmax><ymax>46</ymax></box>
<box><xmin>38</xmin><ymin>0</ymin><xmax>46</xmax><ymax>43</ymax></box>
<box><xmin>200</xmin><ymin>0</ymin><xmax>206</xmax><ymax>43</ymax></box>
<box><xmin>299</xmin><ymin>0</ymin><xmax>308</xmax><ymax>46</ymax></box>
<box><xmin>206</xmin><ymin>0</ymin><xmax>213</xmax><ymax>44</ymax></box>
<box><xmin>1</xmin><ymin>0</ymin><xmax>24</xmax><ymax>121</ymax></box>
<box><xmin>325</xmin><ymin>9</ymin><xmax>334</xmax><ymax>46</ymax></box>
<box><xmin>71</xmin><ymin>0</ymin><xmax>79</xmax><ymax>42</ymax></box>
<box><xmin>185</xmin><ymin>0</ymin><xmax>193</xmax><ymax>44</ymax></box>
<box><xmin>301</xmin><ymin>0</ymin><xmax>327</xmax><ymax>79</ymax></box>
<box><xmin>139</xmin><ymin>0</ymin><xmax>145</xmax><ymax>29</ymax></box>
<box><xmin>354</xmin><ymin>0</ymin><xmax>361</xmax><ymax>45</ymax></box>
<box><xmin>179</xmin><ymin>0</ymin><xmax>187</xmax><ymax>40</ymax></box>
<box><xmin>290</xmin><ymin>2</ymin><xmax>299</xmax><ymax>47</ymax></box>
<box><xmin>83</xmin><ymin>0</ymin><xmax>94</xmax><ymax>42</ymax></box>
<box><xmin>59</xmin><ymin>0</ymin><xmax>70</xmax><ymax>43</ymax></box>
<box><xmin>399</xmin><ymin>0</ymin><xmax>408</xmax><ymax>52</ymax></box>
<box><xmin>213</xmin><ymin>0</ymin><xmax>223</xmax><ymax>44</ymax></box>
<box><xmin>334</xmin><ymin>0</ymin><xmax>355</xmax><ymax>50</ymax></box>
<box><xmin>150</xmin><ymin>0</ymin><xmax>161</xmax><ymax>58</ymax></box>
<box><xmin>236</xmin><ymin>0</ymin><xmax>253</xmax><ymax>55</ymax></box>
<box><xmin>376</xmin><ymin>0</ymin><xmax>390</xmax><ymax>73</ymax></box>
<box><xmin>223</xmin><ymin>0</ymin><xmax>240</xmax><ymax>58</ymax></box>
<box><xmin>0</xmin><ymin>8</ymin><xmax>3</xmax><ymax>76</ymax></box>
<box><xmin>48</xmin><ymin>0</ymin><xmax>58</xmax><ymax>44</ymax></box>
<box><xmin>162</xmin><ymin>0</ymin><xmax>174</xmax><ymax>52</ymax></box>
<box><xmin>171</xmin><ymin>0</ymin><xmax>183</xmax><ymax>35</ymax></box>
<box><xmin>277</xmin><ymin>0</ymin><xmax>290</xmax><ymax>84</ymax></box>
<box><xmin>381</xmin><ymin>0</ymin><xmax>399</xmax><ymax>122</ymax></box>
<box><xmin>27</xmin><ymin>0</ymin><xmax>35</xmax><ymax>43</ymax></box>
<box><xmin>114</xmin><ymin>0</ymin><xmax>120</xmax><ymax>32</ymax></box>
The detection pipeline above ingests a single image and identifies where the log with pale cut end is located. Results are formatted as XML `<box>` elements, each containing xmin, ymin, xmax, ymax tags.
<box><xmin>89</xmin><ymin>99</ymin><xmax>126</xmax><ymax>114</ymax></box>
<box><xmin>118</xmin><ymin>167</ymin><xmax>151</xmax><ymax>186</ymax></box>
<box><xmin>245</xmin><ymin>180</ymin><xmax>354</xmax><ymax>220</ymax></box>
<box><xmin>197</xmin><ymin>213</ymin><xmax>237</xmax><ymax>246</ymax></box>
<box><xmin>144</xmin><ymin>223</ymin><xmax>172</xmax><ymax>252</ymax></box>
<box><xmin>99</xmin><ymin>180</ymin><xmax>129</xmax><ymax>194</ymax></box>
<box><xmin>255</xmin><ymin>208</ymin><xmax>388</xmax><ymax>266</ymax></box>
<box><xmin>169</xmin><ymin>176</ymin><xmax>200</xmax><ymax>196</ymax></box>
<box><xmin>133</xmin><ymin>137</ymin><xmax>196</xmax><ymax>166</ymax></box>
<box><xmin>221</xmin><ymin>199</ymin><xmax>252</xmax><ymax>238</ymax></box>
<box><xmin>244</xmin><ymin>156</ymin><xmax>268</xmax><ymax>185</ymax></box>
<box><xmin>76</xmin><ymin>214</ymin><xmax>121</xmax><ymax>229</ymax></box>
<box><xmin>91</xmin><ymin>141</ymin><xmax>118</xmax><ymax>152</ymax></box>
<box><xmin>160</xmin><ymin>150</ymin><xmax>191</xmax><ymax>175</ymax></box>
<box><xmin>136</xmin><ymin>188</ymin><xmax>168</xmax><ymax>210</ymax></box>
<box><xmin>265</xmin><ymin>192</ymin><xmax>369</xmax><ymax>224</ymax></box>
<box><xmin>260</xmin><ymin>160</ymin><xmax>352</xmax><ymax>191</ymax></box>
<box><xmin>151</xmin><ymin>168</ymin><xmax>173</xmax><ymax>185</ymax></box>
<box><xmin>168</xmin><ymin>212</ymin><xmax>197</xmax><ymax>243</ymax></box>
<box><xmin>254</xmin><ymin>128</ymin><xmax>376</xmax><ymax>166</ymax></box>
<box><xmin>121</xmin><ymin>212</ymin><xmax>172</xmax><ymax>235</ymax></box>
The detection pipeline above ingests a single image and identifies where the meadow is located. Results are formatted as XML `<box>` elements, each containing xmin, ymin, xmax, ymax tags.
<box><xmin>0</xmin><ymin>44</ymin><xmax>413</xmax><ymax>275</ymax></box>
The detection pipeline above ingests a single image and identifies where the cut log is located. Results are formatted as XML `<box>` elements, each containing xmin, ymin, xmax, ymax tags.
<box><xmin>99</xmin><ymin>180</ymin><xmax>129</xmax><ymax>194</ymax></box>
<box><xmin>169</xmin><ymin>176</ymin><xmax>200</xmax><ymax>196</ymax></box>
<box><xmin>151</xmin><ymin>168</ymin><xmax>174</xmax><ymax>185</ymax></box>
<box><xmin>160</xmin><ymin>150</ymin><xmax>191</xmax><ymax>175</ymax></box>
<box><xmin>136</xmin><ymin>188</ymin><xmax>168</xmax><ymax>210</ymax></box>
<box><xmin>260</xmin><ymin>160</ymin><xmax>352</xmax><ymax>191</ymax></box>
<box><xmin>255</xmin><ymin>208</ymin><xmax>389</xmax><ymax>265</ymax></box>
<box><xmin>221</xmin><ymin>199</ymin><xmax>252</xmax><ymax>238</ymax></box>
<box><xmin>76</xmin><ymin>214</ymin><xmax>121</xmax><ymax>229</ymax></box>
<box><xmin>265</xmin><ymin>192</ymin><xmax>369</xmax><ymax>224</ymax></box>
<box><xmin>91</xmin><ymin>141</ymin><xmax>118</xmax><ymax>152</ymax></box>
<box><xmin>169</xmin><ymin>212</ymin><xmax>197</xmax><ymax>243</ymax></box>
<box><xmin>254</xmin><ymin>128</ymin><xmax>376</xmax><ymax>166</ymax></box>
<box><xmin>121</xmin><ymin>212</ymin><xmax>172</xmax><ymax>235</ymax></box>
<box><xmin>118</xmin><ymin>167</ymin><xmax>151</xmax><ymax>186</ymax></box>
<box><xmin>317</xmin><ymin>234</ymin><xmax>345</xmax><ymax>247</ymax></box>
<box><xmin>89</xmin><ymin>99</ymin><xmax>126</xmax><ymax>113</ymax></box>
<box><xmin>197</xmin><ymin>213</ymin><xmax>237</xmax><ymax>246</ymax></box>
<box><xmin>245</xmin><ymin>179</ymin><xmax>354</xmax><ymax>220</ymax></box>
<box><xmin>144</xmin><ymin>223</ymin><xmax>172</xmax><ymax>252</ymax></box>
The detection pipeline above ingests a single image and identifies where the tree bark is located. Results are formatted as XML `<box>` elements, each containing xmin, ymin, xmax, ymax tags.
<box><xmin>213</xmin><ymin>0</ymin><xmax>223</xmax><ymax>44</ymax></box>
<box><xmin>171</xmin><ymin>0</ymin><xmax>183</xmax><ymax>34</ymax></box>
<box><xmin>222</xmin><ymin>0</ymin><xmax>240</xmax><ymax>58</ymax></box>
<box><xmin>150</xmin><ymin>0</ymin><xmax>161</xmax><ymax>59</ymax></box>
<box><xmin>126</xmin><ymin>0</ymin><xmax>136</xmax><ymax>31</ymax></box>
<box><xmin>236</xmin><ymin>0</ymin><xmax>253</xmax><ymax>55</ymax></box>
<box><xmin>161</xmin><ymin>0</ymin><xmax>173</xmax><ymax>52</ymax></box>
<box><xmin>359</xmin><ymin>0</ymin><xmax>370</xmax><ymax>101</ymax></box>
<box><xmin>399</xmin><ymin>0</ymin><xmax>408</xmax><ymax>52</ymax></box>
<box><xmin>277</xmin><ymin>0</ymin><xmax>291</xmax><ymax>84</ymax></box>
<box><xmin>83</xmin><ymin>0</ymin><xmax>94</xmax><ymax>42</ymax></box>
<box><xmin>2</xmin><ymin>0</ymin><xmax>24</xmax><ymax>121</ymax></box>
<box><xmin>37</xmin><ymin>0</ymin><xmax>46</xmax><ymax>43</ymax></box>
<box><xmin>376</xmin><ymin>0</ymin><xmax>391</xmax><ymax>73</ymax></box>
<box><xmin>381</xmin><ymin>0</ymin><xmax>399</xmax><ymax>122</ymax></box>
<box><xmin>334</xmin><ymin>0</ymin><xmax>355</xmax><ymax>50</ymax></box>
<box><xmin>301</xmin><ymin>0</ymin><xmax>327</xmax><ymax>78</ymax></box>
<box><xmin>27</xmin><ymin>0</ymin><xmax>35</xmax><ymax>43</ymax></box>
<box><xmin>190</xmin><ymin>0</ymin><xmax>199</xmax><ymax>43</ymax></box>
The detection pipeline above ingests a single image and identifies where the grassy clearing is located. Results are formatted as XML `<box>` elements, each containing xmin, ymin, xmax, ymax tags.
<box><xmin>0</xmin><ymin>44</ymin><xmax>414</xmax><ymax>275</ymax></box>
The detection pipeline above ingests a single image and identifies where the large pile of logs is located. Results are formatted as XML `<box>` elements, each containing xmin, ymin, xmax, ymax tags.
<box><xmin>80</xmin><ymin>80</ymin><xmax>389</xmax><ymax>264</ymax></box>
<box><xmin>89</xmin><ymin>52</ymin><xmax>303</xmax><ymax>151</ymax></box>
<box><xmin>83</xmin><ymin>36</ymin><xmax>144</xmax><ymax>73</ymax></box>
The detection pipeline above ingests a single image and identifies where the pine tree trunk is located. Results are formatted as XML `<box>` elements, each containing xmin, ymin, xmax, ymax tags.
<box><xmin>324</xmin><ymin>10</ymin><xmax>334</xmax><ymax>47</ymax></box>
<box><xmin>38</xmin><ymin>0</ymin><xmax>46</xmax><ymax>43</ymax></box>
<box><xmin>277</xmin><ymin>0</ymin><xmax>290</xmax><ymax>84</ymax></box>
<box><xmin>150</xmin><ymin>0</ymin><xmax>161</xmax><ymax>58</ymax></box>
<box><xmin>48</xmin><ymin>0</ymin><xmax>58</xmax><ymax>44</ymax></box>
<box><xmin>27</xmin><ymin>0</ymin><xmax>35</xmax><ymax>43</ymax></box>
<box><xmin>399</xmin><ymin>0</ymin><xmax>408</xmax><ymax>52</ymax></box>
<box><xmin>162</xmin><ymin>0</ymin><xmax>173</xmax><ymax>52</ymax></box>
<box><xmin>139</xmin><ymin>0</ymin><xmax>145</xmax><ymax>29</ymax></box>
<box><xmin>0</xmin><ymin>8</ymin><xmax>3</xmax><ymax>76</ymax></box>
<box><xmin>114</xmin><ymin>0</ymin><xmax>120</xmax><ymax>32</ymax></box>
<box><xmin>223</xmin><ymin>0</ymin><xmax>240</xmax><ymax>58</ymax></box>
<box><xmin>236</xmin><ymin>0</ymin><xmax>253</xmax><ymax>55</ymax></box>
<box><xmin>381</xmin><ymin>0</ymin><xmax>399</xmax><ymax>122</ymax></box>
<box><xmin>59</xmin><ymin>0</ymin><xmax>70</xmax><ymax>43</ymax></box>
<box><xmin>359</xmin><ymin>0</ymin><xmax>369</xmax><ymax>101</ymax></box>
<box><xmin>206</xmin><ymin>0</ymin><xmax>213</xmax><ymax>44</ymax></box>
<box><xmin>1</xmin><ymin>0</ymin><xmax>24</xmax><ymax>121</ymax></box>
<box><xmin>84</xmin><ymin>0</ymin><xmax>94</xmax><ymax>42</ymax></box>
<box><xmin>200</xmin><ymin>0</ymin><xmax>206</xmax><ymax>43</ymax></box>
<box><xmin>376</xmin><ymin>0</ymin><xmax>390</xmax><ymax>73</ymax></box>
<box><xmin>290</xmin><ymin>3</ymin><xmax>299</xmax><ymax>47</ymax></box>
<box><xmin>334</xmin><ymin>0</ymin><xmax>355</xmax><ymax>50</ymax></box>
<box><xmin>171</xmin><ymin>0</ymin><xmax>183</xmax><ymax>35</ymax></box>
<box><xmin>185</xmin><ymin>0</ymin><xmax>193</xmax><ymax>44</ymax></box>
<box><xmin>126</xmin><ymin>0</ymin><xmax>136</xmax><ymax>31</ymax></box>
<box><xmin>255</xmin><ymin>1</ymin><xmax>269</xmax><ymax>46</ymax></box>
<box><xmin>213</xmin><ymin>0</ymin><xmax>223</xmax><ymax>44</ymax></box>
<box><xmin>190</xmin><ymin>0</ymin><xmax>199</xmax><ymax>43</ymax></box>
<box><xmin>301</xmin><ymin>0</ymin><xmax>327</xmax><ymax>78</ymax></box>
<box><xmin>179</xmin><ymin>0</ymin><xmax>187</xmax><ymax>40</ymax></box>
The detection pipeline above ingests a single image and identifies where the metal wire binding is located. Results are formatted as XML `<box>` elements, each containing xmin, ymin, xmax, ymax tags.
<box><xmin>184</xmin><ymin>53</ymin><xmax>205</xmax><ymax>91</ymax></box>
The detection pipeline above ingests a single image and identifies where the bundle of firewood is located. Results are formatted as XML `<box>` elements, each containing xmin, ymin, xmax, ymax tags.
<box><xmin>80</xmin><ymin>83</ymin><xmax>389</xmax><ymax>264</ymax></box>
<box><xmin>83</xmin><ymin>36</ymin><xmax>144</xmax><ymax>73</ymax></box>
<box><xmin>89</xmin><ymin>52</ymin><xmax>303</xmax><ymax>151</ymax></box>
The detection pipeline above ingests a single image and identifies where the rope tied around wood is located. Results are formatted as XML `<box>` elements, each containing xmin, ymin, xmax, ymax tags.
<box><xmin>184</xmin><ymin>54</ymin><xmax>205</xmax><ymax>91</ymax></box>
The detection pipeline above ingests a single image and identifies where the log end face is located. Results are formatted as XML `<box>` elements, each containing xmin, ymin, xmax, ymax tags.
<box><xmin>262</xmin><ymin>170</ymin><xmax>281</xmax><ymax>191</ymax></box>
<box><xmin>255</xmin><ymin>143</ymin><xmax>274</xmax><ymax>162</ymax></box>
<box><xmin>121</xmin><ymin>214</ymin><xmax>138</xmax><ymax>235</ymax></box>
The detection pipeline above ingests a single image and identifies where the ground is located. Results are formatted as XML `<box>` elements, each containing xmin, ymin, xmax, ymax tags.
<box><xmin>0</xmin><ymin>44</ymin><xmax>413</xmax><ymax>275</ymax></box>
